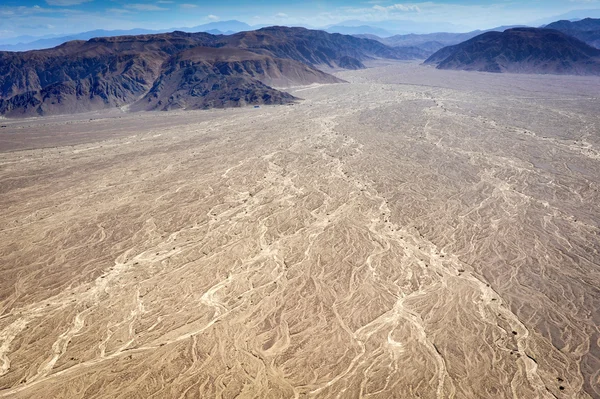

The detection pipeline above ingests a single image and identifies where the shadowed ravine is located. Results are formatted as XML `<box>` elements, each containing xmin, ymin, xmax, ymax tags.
<box><xmin>0</xmin><ymin>62</ymin><xmax>599</xmax><ymax>398</ymax></box>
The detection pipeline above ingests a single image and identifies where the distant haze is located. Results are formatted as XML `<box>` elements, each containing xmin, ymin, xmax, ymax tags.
<box><xmin>1</xmin><ymin>0</ymin><xmax>600</xmax><ymax>41</ymax></box>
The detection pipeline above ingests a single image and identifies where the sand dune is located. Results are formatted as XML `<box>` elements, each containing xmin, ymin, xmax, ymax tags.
<box><xmin>0</xmin><ymin>62</ymin><xmax>599</xmax><ymax>398</ymax></box>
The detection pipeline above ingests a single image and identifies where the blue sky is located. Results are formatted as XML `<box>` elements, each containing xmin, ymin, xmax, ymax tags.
<box><xmin>1</xmin><ymin>0</ymin><xmax>599</xmax><ymax>38</ymax></box>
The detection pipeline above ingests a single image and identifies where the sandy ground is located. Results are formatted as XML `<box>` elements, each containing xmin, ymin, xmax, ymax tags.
<box><xmin>0</xmin><ymin>61</ymin><xmax>599</xmax><ymax>398</ymax></box>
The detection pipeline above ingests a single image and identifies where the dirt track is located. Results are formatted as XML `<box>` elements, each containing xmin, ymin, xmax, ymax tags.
<box><xmin>1</xmin><ymin>62</ymin><xmax>599</xmax><ymax>398</ymax></box>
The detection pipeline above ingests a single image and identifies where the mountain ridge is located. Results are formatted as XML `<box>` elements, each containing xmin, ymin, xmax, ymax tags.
<box><xmin>0</xmin><ymin>20</ymin><xmax>254</xmax><ymax>52</ymax></box>
<box><xmin>424</xmin><ymin>27</ymin><xmax>600</xmax><ymax>75</ymax></box>
<box><xmin>131</xmin><ymin>46</ymin><xmax>343</xmax><ymax>112</ymax></box>
<box><xmin>0</xmin><ymin>27</ymin><xmax>413</xmax><ymax>117</ymax></box>
<box><xmin>545</xmin><ymin>18</ymin><xmax>600</xmax><ymax>48</ymax></box>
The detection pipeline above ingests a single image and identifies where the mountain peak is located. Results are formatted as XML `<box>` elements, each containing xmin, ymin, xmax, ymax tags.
<box><xmin>425</xmin><ymin>27</ymin><xmax>600</xmax><ymax>75</ymax></box>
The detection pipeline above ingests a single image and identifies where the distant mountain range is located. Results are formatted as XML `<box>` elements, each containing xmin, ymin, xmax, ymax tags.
<box><xmin>328</xmin><ymin>19</ymin><xmax>466</xmax><ymax>35</ymax></box>
<box><xmin>0</xmin><ymin>27</ymin><xmax>426</xmax><ymax>117</ymax></box>
<box><xmin>355</xmin><ymin>25</ymin><xmax>528</xmax><ymax>56</ymax></box>
<box><xmin>4</xmin><ymin>14</ymin><xmax>600</xmax><ymax>54</ymax></box>
<box><xmin>0</xmin><ymin>21</ymin><xmax>254</xmax><ymax>52</ymax></box>
<box><xmin>357</xmin><ymin>18</ymin><xmax>600</xmax><ymax>59</ymax></box>
<box><xmin>0</xmin><ymin>19</ymin><xmax>467</xmax><ymax>52</ymax></box>
<box><xmin>0</xmin><ymin>29</ymin><xmax>158</xmax><ymax>52</ymax></box>
<box><xmin>424</xmin><ymin>27</ymin><xmax>600</xmax><ymax>76</ymax></box>
<box><xmin>529</xmin><ymin>9</ymin><xmax>600</xmax><ymax>26</ymax></box>
<box><xmin>545</xmin><ymin>18</ymin><xmax>600</xmax><ymax>49</ymax></box>
<box><xmin>326</xmin><ymin>25</ymin><xmax>393</xmax><ymax>38</ymax></box>
<box><xmin>2</xmin><ymin>16</ymin><xmax>600</xmax><ymax>117</ymax></box>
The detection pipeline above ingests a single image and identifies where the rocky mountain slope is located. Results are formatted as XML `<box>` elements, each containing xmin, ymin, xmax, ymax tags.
<box><xmin>132</xmin><ymin>47</ymin><xmax>342</xmax><ymax>111</ymax></box>
<box><xmin>355</xmin><ymin>26</ymin><xmax>528</xmax><ymax>57</ymax></box>
<box><xmin>0</xmin><ymin>27</ymin><xmax>412</xmax><ymax>117</ymax></box>
<box><xmin>0</xmin><ymin>32</ymin><xmax>215</xmax><ymax>117</ymax></box>
<box><xmin>545</xmin><ymin>18</ymin><xmax>600</xmax><ymax>49</ymax></box>
<box><xmin>424</xmin><ymin>28</ymin><xmax>600</xmax><ymax>75</ymax></box>
<box><xmin>220</xmin><ymin>26</ymin><xmax>425</xmax><ymax>69</ymax></box>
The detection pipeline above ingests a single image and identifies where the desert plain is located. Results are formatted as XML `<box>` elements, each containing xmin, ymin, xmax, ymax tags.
<box><xmin>0</xmin><ymin>61</ymin><xmax>599</xmax><ymax>398</ymax></box>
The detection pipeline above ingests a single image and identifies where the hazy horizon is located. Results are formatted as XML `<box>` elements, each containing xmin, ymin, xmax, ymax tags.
<box><xmin>1</xmin><ymin>0</ymin><xmax>600</xmax><ymax>40</ymax></box>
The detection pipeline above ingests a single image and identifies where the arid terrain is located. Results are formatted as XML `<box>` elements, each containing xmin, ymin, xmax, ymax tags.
<box><xmin>0</xmin><ymin>61</ymin><xmax>599</xmax><ymax>398</ymax></box>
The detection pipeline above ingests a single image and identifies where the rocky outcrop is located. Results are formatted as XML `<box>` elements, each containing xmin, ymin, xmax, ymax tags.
<box><xmin>132</xmin><ymin>47</ymin><xmax>344</xmax><ymax>111</ymax></box>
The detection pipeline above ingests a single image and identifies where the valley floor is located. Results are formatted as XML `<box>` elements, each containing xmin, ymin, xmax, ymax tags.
<box><xmin>1</xmin><ymin>62</ymin><xmax>599</xmax><ymax>398</ymax></box>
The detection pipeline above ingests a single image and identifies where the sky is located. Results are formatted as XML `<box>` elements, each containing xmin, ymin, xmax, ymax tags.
<box><xmin>0</xmin><ymin>0</ymin><xmax>599</xmax><ymax>39</ymax></box>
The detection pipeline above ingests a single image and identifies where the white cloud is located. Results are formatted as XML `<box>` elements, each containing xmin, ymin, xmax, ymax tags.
<box><xmin>373</xmin><ymin>4</ymin><xmax>421</xmax><ymax>13</ymax></box>
<box><xmin>275</xmin><ymin>12</ymin><xmax>288</xmax><ymax>18</ymax></box>
<box><xmin>124</xmin><ymin>4</ymin><xmax>168</xmax><ymax>11</ymax></box>
<box><xmin>0</xmin><ymin>29</ymin><xmax>15</xmax><ymax>38</ymax></box>
<box><xmin>180</xmin><ymin>4</ymin><xmax>198</xmax><ymax>9</ymax></box>
<box><xmin>207</xmin><ymin>14</ymin><xmax>219</xmax><ymax>21</ymax></box>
